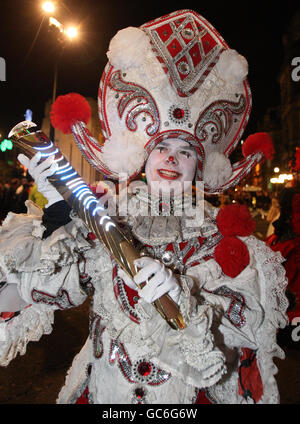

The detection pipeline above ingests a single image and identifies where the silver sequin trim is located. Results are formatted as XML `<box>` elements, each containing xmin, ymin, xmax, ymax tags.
<box><xmin>109</xmin><ymin>71</ymin><xmax>160</xmax><ymax>136</ymax></box>
<box><xmin>195</xmin><ymin>95</ymin><xmax>246</xmax><ymax>144</ymax></box>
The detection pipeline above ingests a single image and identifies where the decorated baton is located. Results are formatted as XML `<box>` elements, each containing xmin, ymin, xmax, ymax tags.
<box><xmin>8</xmin><ymin>121</ymin><xmax>186</xmax><ymax>331</ymax></box>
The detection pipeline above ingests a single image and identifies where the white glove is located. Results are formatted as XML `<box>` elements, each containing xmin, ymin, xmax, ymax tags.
<box><xmin>18</xmin><ymin>152</ymin><xmax>63</xmax><ymax>208</ymax></box>
<box><xmin>118</xmin><ymin>257</ymin><xmax>181</xmax><ymax>304</ymax></box>
<box><xmin>0</xmin><ymin>284</ymin><xmax>29</xmax><ymax>313</ymax></box>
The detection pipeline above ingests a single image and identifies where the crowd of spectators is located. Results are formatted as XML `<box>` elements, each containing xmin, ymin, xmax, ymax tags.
<box><xmin>206</xmin><ymin>186</ymin><xmax>272</xmax><ymax>211</ymax></box>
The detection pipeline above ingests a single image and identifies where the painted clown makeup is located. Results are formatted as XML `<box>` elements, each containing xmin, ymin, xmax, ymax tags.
<box><xmin>145</xmin><ymin>138</ymin><xmax>197</xmax><ymax>196</ymax></box>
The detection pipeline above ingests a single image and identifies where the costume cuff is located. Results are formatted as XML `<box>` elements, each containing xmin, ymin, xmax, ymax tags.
<box><xmin>42</xmin><ymin>200</ymin><xmax>72</xmax><ymax>239</ymax></box>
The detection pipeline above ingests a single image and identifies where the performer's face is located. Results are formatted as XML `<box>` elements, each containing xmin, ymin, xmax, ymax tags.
<box><xmin>145</xmin><ymin>138</ymin><xmax>197</xmax><ymax>196</ymax></box>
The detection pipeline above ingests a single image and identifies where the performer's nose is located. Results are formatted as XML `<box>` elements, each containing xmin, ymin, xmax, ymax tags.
<box><xmin>166</xmin><ymin>155</ymin><xmax>177</xmax><ymax>164</ymax></box>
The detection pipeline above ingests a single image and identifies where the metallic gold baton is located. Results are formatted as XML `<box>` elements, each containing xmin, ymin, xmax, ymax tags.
<box><xmin>9</xmin><ymin>121</ymin><xmax>186</xmax><ymax>330</ymax></box>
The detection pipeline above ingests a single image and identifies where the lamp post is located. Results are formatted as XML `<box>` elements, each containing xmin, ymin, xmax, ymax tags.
<box><xmin>41</xmin><ymin>2</ymin><xmax>79</xmax><ymax>140</ymax></box>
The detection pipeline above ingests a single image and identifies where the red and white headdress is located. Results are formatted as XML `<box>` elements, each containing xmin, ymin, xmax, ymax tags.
<box><xmin>51</xmin><ymin>9</ymin><xmax>274</xmax><ymax>193</ymax></box>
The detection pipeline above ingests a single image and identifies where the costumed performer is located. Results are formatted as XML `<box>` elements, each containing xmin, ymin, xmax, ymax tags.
<box><xmin>0</xmin><ymin>10</ymin><xmax>288</xmax><ymax>404</ymax></box>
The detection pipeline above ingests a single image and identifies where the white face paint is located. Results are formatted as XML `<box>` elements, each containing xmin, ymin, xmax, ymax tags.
<box><xmin>145</xmin><ymin>138</ymin><xmax>197</xmax><ymax>196</ymax></box>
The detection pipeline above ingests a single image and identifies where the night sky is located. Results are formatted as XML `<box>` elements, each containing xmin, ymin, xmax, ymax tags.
<box><xmin>0</xmin><ymin>0</ymin><xmax>299</xmax><ymax>140</ymax></box>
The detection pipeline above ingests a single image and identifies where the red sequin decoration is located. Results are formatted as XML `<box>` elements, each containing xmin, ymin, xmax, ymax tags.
<box><xmin>135</xmin><ymin>388</ymin><xmax>145</xmax><ymax>399</ymax></box>
<box><xmin>138</xmin><ymin>362</ymin><xmax>152</xmax><ymax>376</ymax></box>
<box><xmin>173</xmin><ymin>108</ymin><xmax>185</xmax><ymax>119</ymax></box>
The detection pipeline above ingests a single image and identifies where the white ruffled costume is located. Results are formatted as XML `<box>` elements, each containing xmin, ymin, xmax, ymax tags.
<box><xmin>0</xmin><ymin>193</ymin><xmax>288</xmax><ymax>404</ymax></box>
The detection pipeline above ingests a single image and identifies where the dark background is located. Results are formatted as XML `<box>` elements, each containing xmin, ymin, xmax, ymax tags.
<box><xmin>0</xmin><ymin>0</ymin><xmax>300</xmax><ymax>139</ymax></box>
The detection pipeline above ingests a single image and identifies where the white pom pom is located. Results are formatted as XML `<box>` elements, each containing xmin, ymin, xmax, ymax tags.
<box><xmin>203</xmin><ymin>152</ymin><xmax>232</xmax><ymax>189</ymax></box>
<box><xmin>102</xmin><ymin>133</ymin><xmax>146</xmax><ymax>177</ymax></box>
<box><xmin>216</xmin><ymin>49</ymin><xmax>248</xmax><ymax>85</ymax></box>
<box><xmin>107</xmin><ymin>27</ymin><xmax>151</xmax><ymax>70</ymax></box>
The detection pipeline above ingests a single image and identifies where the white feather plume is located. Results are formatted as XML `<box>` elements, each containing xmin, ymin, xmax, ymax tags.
<box><xmin>203</xmin><ymin>152</ymin><xmax>232</xmax><ymax>189</ymax></box>
<box><xmin>216</xmin><ymin>49</ymin><xmax>248</xmax><ymax>85</ymax></box>
<box><xmin>102</xmin><ymin>132</ymin><xmax>146</xmax><ymax>177</ymax></box>
<box><xmin>106</xmin><ymin>27</ymin><xmax>151</xmax><ymax>70</ymax></box>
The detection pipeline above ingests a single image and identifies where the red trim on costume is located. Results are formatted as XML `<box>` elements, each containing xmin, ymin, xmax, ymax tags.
<box><xmin>238</xmin><ymin>348</ymin><xmax>263</xmax><ymax>403</ymax></box>
<box><xmin>75</xmin><ymin>386</ymin><xmax>89</xmax><ymax>404</ymax></box>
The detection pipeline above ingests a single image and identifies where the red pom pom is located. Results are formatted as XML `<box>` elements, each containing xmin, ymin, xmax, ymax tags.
<box><xmin>242</xmin><ymin>132</ymin><xmax>274</xmax><ymax>160</ymax></box>
<box><xmin>214</xmin><ymin>236</ymin><xmax>250</xmax><ymax>278</ymax></box>
<box><xmin>50</xmin><ymin>93</ymin><xmax>91</xmax><ymax>134</ymax></box>
<box><xmin>216</xmin><ymin>204</ymin><xmax>256</xmax><ymax>237</ymax></box>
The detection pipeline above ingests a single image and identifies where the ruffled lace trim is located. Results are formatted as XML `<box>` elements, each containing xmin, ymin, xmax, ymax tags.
<box><xmin>57</xmin><ymin>337</ymin><xmax>91</xmax><ymax>404</ymax></box>
<box><xmin>0</xmin><ymin>305</ymin><xmax>54</xmax><ymax>367</ymax></box>
<box><xmin>247</xmin><ymin>236</ymin><xmax>288</xmax><ymax>404</ymax></box>
<box><xmin>0</xmin><ymin>207</ymin><xmax>92</xmax><ymax>277</ymax></box>
<box><xmin>207</xmin><ymin>236</ymin><xmax>289</xmax><ymax>404</ymax></box>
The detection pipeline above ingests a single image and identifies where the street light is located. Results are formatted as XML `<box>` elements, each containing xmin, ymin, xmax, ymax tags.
<box><xmin>42</xmin><ymin>1</ymin><xmax>55</xmax><ymax>14</ymax></box>
<box><xmin>65</xmin><ymin>26</ymin><xmax>79</xmax><ymax>41</ymax></box>
<box><xmin>49</xmin><ymin>17</ymin><xmax>63</xmax><ymax>33</ymax></box>
<box><xmin>42</xmin><ymin>9</ymin><xmax>80</xmax><ymax>140</ymax></box>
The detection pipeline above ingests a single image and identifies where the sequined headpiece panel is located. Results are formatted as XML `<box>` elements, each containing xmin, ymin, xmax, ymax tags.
<box><xmin>141</xmin><ymin>9</ymin><xmax>227</xmax><ymax>97</ymax></box>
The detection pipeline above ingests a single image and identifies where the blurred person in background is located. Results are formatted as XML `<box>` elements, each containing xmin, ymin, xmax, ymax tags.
<box><xmin>266</xmin><ymin>148</ymin><xmax>300</xmax><ymax>326</ymax></box>
<box><xmin>28</xmin><ymin>183</ymin><xmax>48</xmax><ymax>209</ymax></box>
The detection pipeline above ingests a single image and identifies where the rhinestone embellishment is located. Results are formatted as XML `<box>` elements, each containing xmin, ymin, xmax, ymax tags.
<box><xmin>131</xmin><ymin>386</ymin><xmax>148</xmax><ymax>404</ymax></box>
<box><xmin>181</xmin><ymin>28</ymin><xmax>194</xmax><ymax>40</ymax></box>
<box><xmin>177</xmin><ymin>61</ymin><xmax>190</xmax><ymax>75</ymax></box>
<box><xmin>168</xmin><ymin>104</ymin><xmax>190</xmax><ymax>125</ymax></box>
<box><xmin>161</xmin><ymin>251</ymin><xmax>174</xmax><ymax>266</ymax></box>
<box><xmin>109</xmin><ymin>339</ymin><xmax>171</xmax><ymax>385</ymax></box>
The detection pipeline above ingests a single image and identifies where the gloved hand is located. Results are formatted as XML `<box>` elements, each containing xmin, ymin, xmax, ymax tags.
<box><xmin>18</xmin><ymin>152</ymin><xmax>64</xmax><ymax>208</ymax></box>
<box><xmin>118</xmin><ymin>257</ymin><xmax>181</xmax><ymax>304</ymax></box>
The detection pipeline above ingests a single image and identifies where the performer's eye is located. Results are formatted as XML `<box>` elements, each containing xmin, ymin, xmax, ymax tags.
<box><xmin>180</xmin><ymin>150</ymin><xmax>191</xmax><ymax>158</ymax></box>
<box><xmin>157</xmin><ymin>146</ymin><xmax>166</xmax><ymax>153</ymax></box>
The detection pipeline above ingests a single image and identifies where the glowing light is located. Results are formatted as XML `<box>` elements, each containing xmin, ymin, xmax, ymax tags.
<box><xmin>86</xmin><ymin>199</ymin><xmax>99</xmax><ymax>209</ymax></box>
<box><xmin>72</xmin><ymin>184</ymin><xmax>87</xmax><ymax>194</ymax></box>
<box><xmin>105</xmin><ymin>221</ymin><xmax>115</xmax><ymax>231</ymax></box>
<box><xmin>25</xmin><ymin>110</ymin><xmax>33</xmax><ymax>122</ymax></box>
<box><xmin>274</xmin><ymin>167</ymin><xmax>280</xmax><ymax>173</ymax></box>
<box><xmin>67</xmin><ymin>177</ymin><xmax>83</xmax><ymax>188</ymax></box>
<box><xmin>74</xmin><ymin>187</ymin><xmax>89</xmax><ymax>198</ymax></box>
<box><xmin>270</xmin><ymin>174</ymin><xmax>293</xmax><ymax>184</ymax></box>
<box><xmin>55</xmin><ymin>155</ymin><xmax>64</xmax><ymax>163</ymax></box>
<box><xmin>78</xmin><ymin>189</ymin><xmax>91</xmax><ymax>201</ymax></box>
<box><xmin>42</xmin><ymin>2</ymin><xmax>55</xmax><ymax>14</ymax></box>
<box><xmin>49</xmin><ymin>17</ymin><xmax>63</xmax><ymax>32</ymax></box>
<box><xmin>60</xmin><ymin>171</ymin><xmax>78</xmax><ymax>181</ymax></box>
<box><xmin>33</xmin><ymin>141</ymin><xmax>53</xmax><ymax>150</ymax></box>
<box><xmin>39</xmin><ymin>148</ymin><xmax>59</xmax><ymax>157</ymax></box>
<box><xmin>0</xmin><ymin>139</ymin><xmax>13</xmax><ymax>152</ymax></box>
<box><xmin>100</xmin><ymin>215</ymin><xmax>109</xmax><ymax>225</ymax></box>
<box><xmin>56</xmin><ymin>165</ymin><xmax>73</xmax><ymax>175</ymax></box>
<box><xmin>92</xmin><ymin>205</ymin><xmax>105</xmax><ymax>216</ymax></box>
<box><xmin>83</xmin><ymin>195</ymin><xmax>96</xmax><ymax>207</ymax></box>
<box><xmin>64</xmin><ymin>26</ymin><xmax>78</xmax><ymax>40</ymax></box>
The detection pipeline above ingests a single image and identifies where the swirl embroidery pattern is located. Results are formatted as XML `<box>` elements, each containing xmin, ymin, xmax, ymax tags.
<box><xmin>109</xmin><ymin>71</ymin><xmax>160</xmax><ymax>136</ymax></box>
<box><xmin>195</xmin><ymin>95</ymin><xmax>246</xmax><ymax>144</ymax></box>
